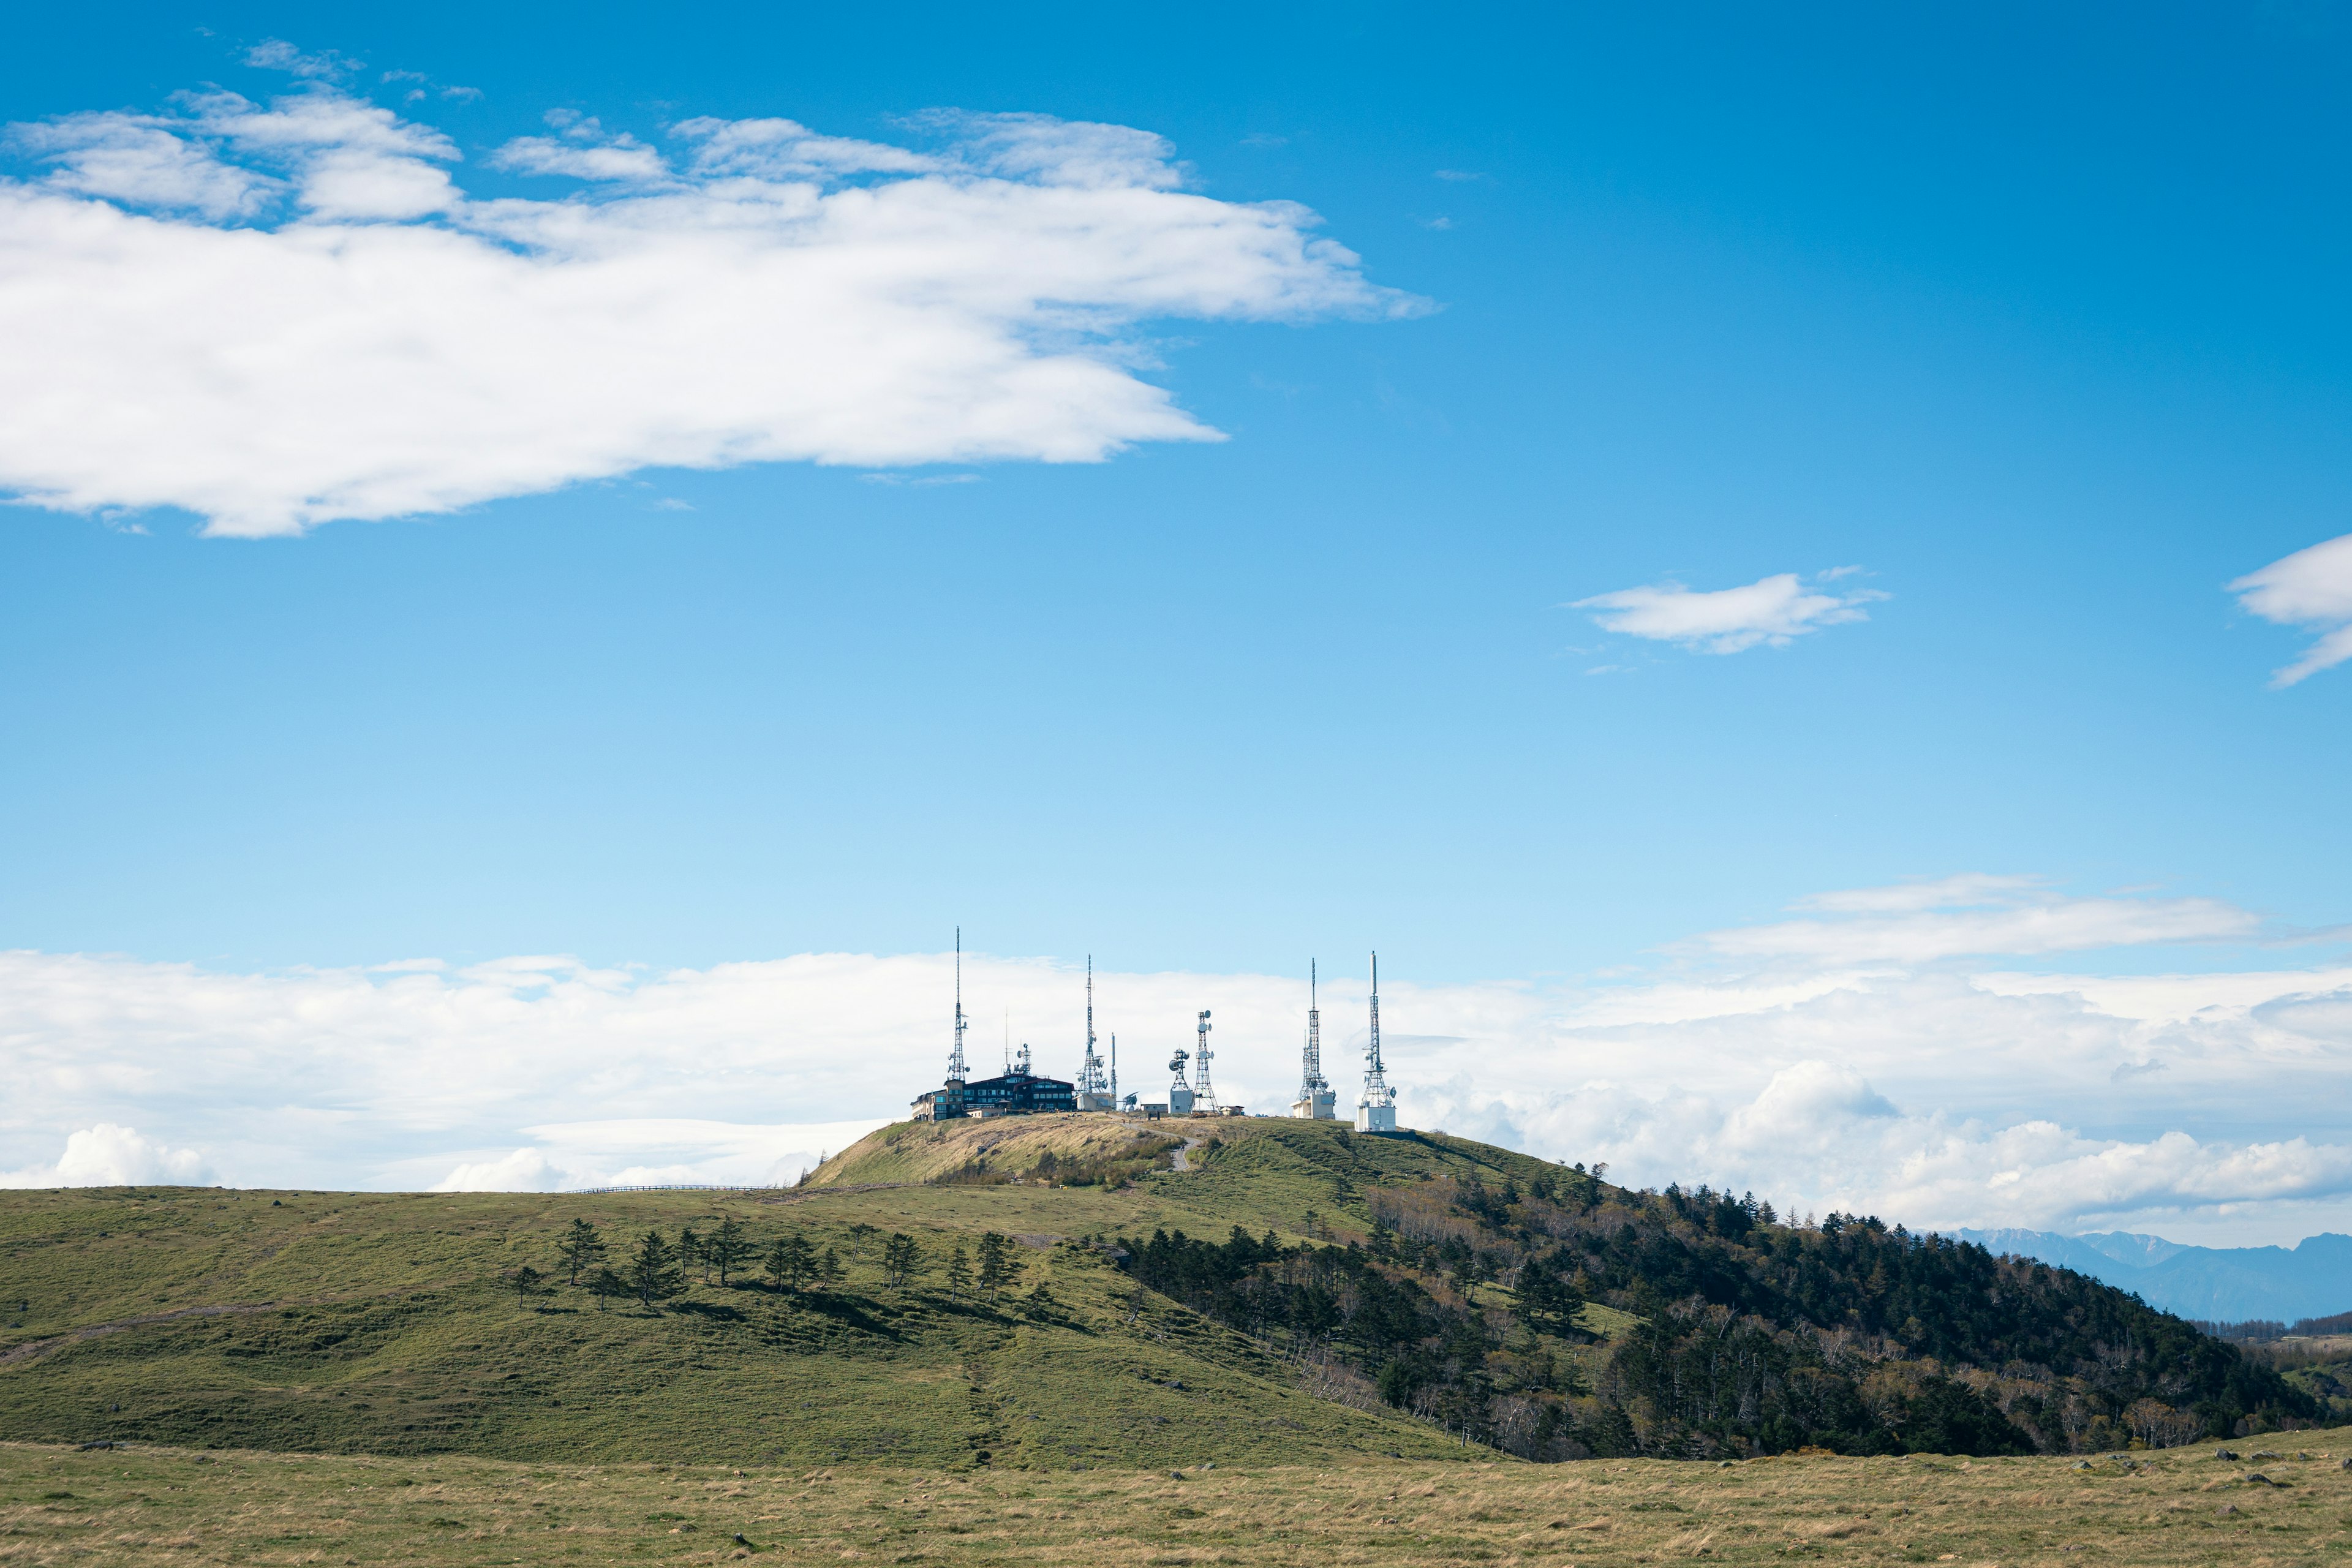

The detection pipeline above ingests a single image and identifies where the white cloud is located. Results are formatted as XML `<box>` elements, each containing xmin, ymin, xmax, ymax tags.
<box><xmin>1574</xmin><ymin>570</ymin><xmax>1886</xmax><ymax>654</ymax></box>
<box><xmin>2</xmin><ymin>874</ymin><xmax>2347</xmax><ymax>1242</ymax></box>
<box><xmin>1706</xmin><ymin>877</ymin><xmax>2262</xmax><ymax>967</ymax></box>
<box><xmin>0</xmin><ymin>83</ymin><xmax>1415</xmax><ymax>537</ymax></box>
<box><xmin>6</xmin><ymin>113</ymin><xmax>279</xmax><ymax>217</ymax></box>
<box><xmin>0</xmin><ymin>1123</ymin><xmax>212</xmax><ymax>1188</ymax></box>
<box><xmin>422</xmin><ymin>1118</ymin><xmax>884</xmax><ymax>1192</ymax></box>
<box><xmin>244</xmin><ymin>40</ymin><xmax>356</xmax><ymax>80</ymax></box>
<box><xmin>2231</xmin><ymin>532</ymin><xmax>2352</xmax><ymax>687</ymax></box>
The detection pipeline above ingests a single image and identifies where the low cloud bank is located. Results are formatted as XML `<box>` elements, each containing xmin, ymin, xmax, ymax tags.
<box><xmin>2</xmin><ymin>877</ymin><xmax>2346</xmax><ymax>1242</ymax></box>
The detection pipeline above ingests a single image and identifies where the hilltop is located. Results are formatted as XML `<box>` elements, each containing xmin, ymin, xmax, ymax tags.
<box><xmin>0</xmin><ymin>1115</ymin><xmax>2324</xmax><ymax>1467</ymax></box>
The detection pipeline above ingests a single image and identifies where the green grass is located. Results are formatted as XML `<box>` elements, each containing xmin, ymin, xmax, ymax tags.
<box><xmin>0</xmin><ymin>1119</ymin><xmax>1525</xmax><ymax>1468</ymax></box>
<box><xmin>7</xmin><ymin>1433</ymin><xmax>2352</xmax><ymax>1566</ymax></box>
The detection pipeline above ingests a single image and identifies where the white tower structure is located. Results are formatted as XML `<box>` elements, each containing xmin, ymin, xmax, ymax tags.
<box><xmin>1192</xmin><ymin>1010</ymin><xmax>1219</xmax><ymax>1114</ymax></box>
<box><xmin>1292</xmin><ymin>960</ymin><xmax>1337</xmax><ymax>1119</ymax></box>
<box><xmin>1167</xmin><ymin>1044</ymin><xmax>1195</xmax><ymax>1115</ymax></box>
<box><xmin>1076</xmin><ymin>956</ymin><xmax>1113</xmax><ymax>1110</ymax></box>
<box><xmin>1355</xmin><ymin>951</ymin><xmax>1397</xmax><ymax>1133</ymax></box>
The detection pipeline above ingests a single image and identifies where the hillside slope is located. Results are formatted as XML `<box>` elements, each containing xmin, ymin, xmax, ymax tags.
<box><xmin>0</xmin><ymin>1115</ymin><xmax>2318</xmax><ymax>1466</ymax></box>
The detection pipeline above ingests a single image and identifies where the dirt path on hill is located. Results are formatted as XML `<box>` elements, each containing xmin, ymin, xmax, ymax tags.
<box><xmin>1169</xmin><ymin>1136</ymin><xmax>1207</xmax><ymax>1172</ymax></box>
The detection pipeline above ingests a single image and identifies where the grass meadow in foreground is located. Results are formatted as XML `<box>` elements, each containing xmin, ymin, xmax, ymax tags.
<box><xmin>6</xmin><ymin>1434</ymin><xmax>2352</xmax><ymax>1567</ymax></box>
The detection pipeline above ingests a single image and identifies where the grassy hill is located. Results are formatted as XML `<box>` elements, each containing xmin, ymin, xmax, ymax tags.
<box><xmin>0</xmin><ymin>1114</ymin><xmax>2321</xmax><ymax>1469</ymax></box>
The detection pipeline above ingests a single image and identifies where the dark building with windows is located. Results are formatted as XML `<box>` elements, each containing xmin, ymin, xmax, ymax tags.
<box><xmin>911</xmin><ymin>1042</ymin><xmax>1076</xmax><ymax>1120</ymax></box>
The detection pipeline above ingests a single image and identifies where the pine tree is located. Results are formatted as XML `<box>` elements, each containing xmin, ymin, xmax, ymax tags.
<box><xmin>678</xmin><ymin>1225</ymin><xmax>706</xmax><ymax>1284</ymax></box>
<box><xmin>558</xmin><ymin>1219</ymin><xmax>607</xmax><ymax>1286</ymax></box>
<box><xmin>945</xmin><ymin>1244</ymin><xmax>973</xmax><ymax>1300</ymax></box>
<box><xmin>881</xmin><ymin>1233</ymin><xmax>924</xmax><ymax>1291</ymax></box>
<box><xmin>707</xmin><ymin>1216</ymin><xmax>749</xmax><ymax>1287</ymax></box>
<box><xmin>765</xmin><ymin>1233</ymin><xmax>816</xmax><ymax>1293</ymax></box>
<box><xmin>509</xmin><ymin>1264</ymin><xmax>546</xmax><ymax>1309</ymax></box>
<box><xmin>976</xmin><ymin>1232</ymin><xmax>1022</xmax><ymax>1300</ymax></box>
<box><xmin>589</xmin><ymin>1267</ymin><xmax>626</xmax><ymax>1312</ymax></box>
<box><xmin>628</xmin><ymin>1229</ymin><xmax>684</xmax><ymax>1312</ymax></box>
<box><xmin>816</xmin><ymin>1245</ymin><xmax>846</xmax><ymax>1287</ymax></box>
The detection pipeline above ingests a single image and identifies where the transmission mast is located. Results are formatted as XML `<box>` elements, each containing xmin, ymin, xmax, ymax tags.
<box><xmin>1076</xmin><ymin>955</ymin><xmax>1111</xmax><ymax>1109</ymax></box>
<box><xmin>1193</xmin><ymin>1009</ymin><xmax>1218</xmax><ymax>1114</ymax></box>
<box><xmin>1294</xmin><ymin>960</ymin><xmax>1335</xmax><ymax>1118</ymax></box>
<box><xmin>949</xmin><ymin>927</ymin><xmax>968</xmax><ymax>1086</ymax></box>
<box><xmin>1355</xmin><ymin>951</ymin><xmax>1396</xmax><ymax>1132</ymax></box>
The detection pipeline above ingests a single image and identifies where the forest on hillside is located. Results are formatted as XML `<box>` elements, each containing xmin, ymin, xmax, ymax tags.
<box><xmin>1117</xmin><ymin>1156</ymin><xmax>2319</xmax><ymax>1462</ymax></box>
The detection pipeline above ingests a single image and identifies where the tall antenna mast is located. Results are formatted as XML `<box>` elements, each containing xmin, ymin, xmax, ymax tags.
<box><xmin>948</xmin><ymin>927</ymin><xmax>968</xmax><ymax>1085</ymax></box>
<box><xmin>1076</xmin><ymin>955</ymin><xmax>1110</xmax><ymax>1107</ymax></box>
<box><xmin>1194</xmin><ymin>1009</ymin><xmax>1218</xmax><ymax>1113</ymax></box>
<box><xmin>1355</xmin><ymin>950</ymin><xmax>1396</xmax><ymax>1132</ymax></box>
<box><xmin>1110</xmin><ymin>1033</ymin><xmax>1118</xmax><ymax>1107</ymax></box>
<box><xmin>1294</xmin><ymin>959</ymin><xmax>1334</xmax><ymax>1118</ymax></box>
<box><xmin>1305</xmin><ymin>960</ymin><xmax>1324</xmax><ymax>1098</ymax></box>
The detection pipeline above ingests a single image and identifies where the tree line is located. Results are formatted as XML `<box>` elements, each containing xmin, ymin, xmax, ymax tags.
<box><xmin>1117</xmin><ymin>1167</ymin><xmax>2317</xmax><ymax>1460</ymax></box>
<box><xmin>502</xmin><ymin>1218</ymin><xmax>1035</xmax><ymax>1314</ymax></box>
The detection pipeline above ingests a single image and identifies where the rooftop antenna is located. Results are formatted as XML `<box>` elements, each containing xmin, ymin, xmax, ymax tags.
<box><xmin>1194</xmin><ymin>1009</ymin><xmax>1218</xmax><ymax>1113</ymax></box>
<box><xmin>1110</xmin><ymin>1033</ymin><xmax>1118</xmax><ymax>1108</ymax></box>
<box><xmin>1356</xmin><ymin>951</ymin><xmax>1396</xmax><ymax>1132</ymax></box>
<box><xmin>948</xmin><ymin>927</ymin><xmax>968</xmax><ymax>1085</ymax></box>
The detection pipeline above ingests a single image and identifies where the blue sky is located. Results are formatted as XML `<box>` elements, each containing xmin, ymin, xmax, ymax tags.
<box><xmin>4</xmin><ymin>4</ymin><xmax>2352</xmax><ymax>1237</ymax></box>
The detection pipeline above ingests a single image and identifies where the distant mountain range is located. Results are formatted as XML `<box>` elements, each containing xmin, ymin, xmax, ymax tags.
<box><xmin>1954</xmin><ymin>1227</ymin><xmax>2352</xmax><ymax>1324</ymax></box>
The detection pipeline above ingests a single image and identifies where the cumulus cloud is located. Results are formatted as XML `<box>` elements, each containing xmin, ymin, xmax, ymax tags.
<box><xmin>1573</xmin><ymin>570</ymin><xmax>1885</xmax><ymax>654</ymax></box>
<box><xmin>0</xmin><ymin>78</ymin><xmax>1415</xmax><ymax>537</ymax></box>
<box><xmin>1</xmin><ymin>875</ymin><xmax>2346</xmax><ymax>1238</ymax></box>
<box><xmin>0</xmin><ymin>1123</ymin><xmax>212</xmax><ymax>1188</ymax></box>
<box><xmin>2232</xmin><ymin>532</ymin><xmax>2352</xmax><ymax>686</ymax></box>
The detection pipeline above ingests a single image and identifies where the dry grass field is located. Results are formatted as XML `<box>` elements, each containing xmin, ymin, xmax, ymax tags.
<box><xmin>7</xmin><ymin>1432</ymin><xmax>2352</xmax><ymax>1567</ymax></box>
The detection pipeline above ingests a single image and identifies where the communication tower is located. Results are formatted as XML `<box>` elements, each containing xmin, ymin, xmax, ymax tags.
<box><xmin>1355</xmin><ymin>951</ymin><xmax>1397</xmax><ymax>1133</ymax></box>
<box><xmin>1292</xmin><ymin>960</ymin><xmax>1336</xmax><ymax>1119</ymax></box>
<box><xmin>1167</xmin><ymin>1044</ymin><xmax>1195</xmax><ymax>1115</ymax></box>
<box><xmin>1076</xmin><ymin>956</ymin><xmax>1113</xmax><ymax>1110</ymax></box>
<box><xmin>949</xmin><ymin>927</ymin><xmax>968</xmax><ymax>1086</ymax></box>
<box><xmin>1193</xmin><ymin>1010</ymin><xmax>1218</xmax><ymax>1114</ymax></box>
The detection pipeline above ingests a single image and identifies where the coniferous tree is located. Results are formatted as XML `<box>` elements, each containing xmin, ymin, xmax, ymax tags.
<box><xmin>816</xmin><ymin>1245</ymin><xmax>846</xmax><ymax>1288</ymax></box>
<box><xmin>628</xmin><ymin>1230</ymin><xmax>684</xmax><ymax>1311</ymax></box>
<box><xmin>509</xmin><ymin>1264</ymin><xmax>546</xmax><ymax>1309</ymax></box>
<box><xmin>881</xmin><ymin>1233</ymin><xmax>924</xmax><ymax>1291</ymax></box>
<box><xmin>558</xmin><ymin>1219</ymin><xmax>608</xmax><ymax>1286</ymax></box>
<box><xmin>765</xmin><ymin>1233</ymin><xmax>816</xmax><ymax>1293</ymax></box>
<box><xmin>944</xmin><ymin>1244</ymin><xmax>973</xmax><ymax>1300</ymax></box>
<box><xmin>589</xmin><ymin>1267</ymin><xmax>626</xmax><ymax>1312</ymax></box>
<box><xmin>976</xmin><ymin>1232</ymin><xmax>1021</xmax><ymax>1300</ymax></box>
<box><xmin>678</xmin><ymin>1225</ymin><xmax>706</xmax><ymax>1284</ymax></box>
<box><xmin>707</xmin><ymin>1216</ymin><xmax>749</xmax><ymax>1286</ymax></box>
